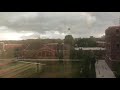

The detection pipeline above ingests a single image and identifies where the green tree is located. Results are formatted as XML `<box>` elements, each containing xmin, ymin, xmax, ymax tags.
<box><xmin>114</xmin><ymin>63</ymin><xmax>120</xmax><ymax>78</ymax></box>
<box><xmin>75</xmin><ymin>37</ymin><xmax>97</xmax><ymax>47</ymax></box>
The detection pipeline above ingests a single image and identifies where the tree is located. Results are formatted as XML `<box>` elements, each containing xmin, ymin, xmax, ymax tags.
<box><xmin>114</xmin><ymin>63</ymin><xmax>120</xmax><ymax>78</ymax></box>
<box><xmin>14</xmin><ymin>48</ymin><xmax>20</xmax><ymax>59</ymax></box>
<box><xmin>80</xmin><ymin>51</ymin><xmax>96</xmax><ymax>78</ymax></box>
<box><xmin>75</xmin><ymin>37</ymin><xmax>97</xmax><ymax>47</ymax></box>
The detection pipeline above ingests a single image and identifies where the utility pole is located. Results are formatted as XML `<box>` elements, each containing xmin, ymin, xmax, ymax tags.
<box><xmin>36</xmin><ymin>61</ymin><xmax>39</xmax><ymax>72</ymax></box>
<box><xmin>68</xmin><ymin>28</ymin><xmax>71</xmax><ymax>35</ymax></box>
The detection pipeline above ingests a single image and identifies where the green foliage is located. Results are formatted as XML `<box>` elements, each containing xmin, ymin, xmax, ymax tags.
<box><xmin>70</xmin><ymin>47</ymin><xmax>96</xmax><ymax>77</ymax></box>
<box><xmin>76</xmin><ymin>51</ymin><xmax>96</xmax><ymax>78</ymax></box>
<box><xmin>114</xmin><ymin>63</ymin><xmax>120</xmax><ymax>78</ymax></box>
<box><xmin>75</xmin><ymin>37</ymin><xmax>97</xmax><ymax>47</ymax></box>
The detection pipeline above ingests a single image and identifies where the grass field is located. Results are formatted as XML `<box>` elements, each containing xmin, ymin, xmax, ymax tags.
<box><xmin>0</xmin><ymin>59</ymin><xmax>83</xmax><ymax>78</ymax></box>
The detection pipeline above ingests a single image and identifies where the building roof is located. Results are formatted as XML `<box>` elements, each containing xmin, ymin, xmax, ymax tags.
<box><xmin>106</xmin><ymin>25</ymin><xmax>120</xmax><ymax>32</ymax></box>
<box><xmin>23</xmin><ymin>43</ymin><xmax>70</xmax><ymax>51</ymax></box>
<box><xmin>75</xmin><ymin>47</ymin><xmax>106</xmax><ymax>51</ymax></box>
<box><xmin>4</xmin><ymin>44</ymin><xmax>23</xmax><ymax>49</ymax></box>
<box><xmin>96</xmin><ymin>41</ymin><xmax>105</xmax><ymax>44</ymax></box>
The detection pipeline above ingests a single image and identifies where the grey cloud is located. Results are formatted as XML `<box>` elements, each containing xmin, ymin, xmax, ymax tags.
<box><xmin>0</xmin><ymin>12</ymin><xmax>120</xmax><ymax>40</ymax></box>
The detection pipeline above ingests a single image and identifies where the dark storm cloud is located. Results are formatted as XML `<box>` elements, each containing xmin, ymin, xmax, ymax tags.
<box><xmin>0</xmin><ymin>12</ymin><xmax>120</xmax><ymax>40</ymax></box>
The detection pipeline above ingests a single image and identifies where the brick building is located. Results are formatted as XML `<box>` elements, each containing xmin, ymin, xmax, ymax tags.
<box><xmin>19</xmin><ymin>43</ymin><xmax>70</xmax><ymax>59</ymax></box>
<box><xmin>105</xmin><ymin>26</ymin><xmax>120</xmax><ymax>70</ymax></box>
<box><xmin>4</xmin><ymin>44</ymin><xmax>23</xmax><ymax>50</ymax></box>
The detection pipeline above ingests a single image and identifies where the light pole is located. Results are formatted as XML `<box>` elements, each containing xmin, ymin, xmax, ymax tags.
<box><xmin>36</xmin><ymin>62</ymin><xmax>39</xmax><ymax>72</ymax></box>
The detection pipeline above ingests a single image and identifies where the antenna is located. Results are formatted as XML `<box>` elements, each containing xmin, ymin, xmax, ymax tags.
<box><xmin>68</xmin><ymin>28</ymin><xmax>70</xmax><ymax>31</ymax></box>
<box><xmin>68</xmin><ymin>28</ymin><xmax>71</xmax><ymax>35</ymax></box>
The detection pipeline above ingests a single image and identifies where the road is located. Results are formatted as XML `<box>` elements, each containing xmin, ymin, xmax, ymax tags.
<box><xmin>95</xmin><ymin>60</ymin><xmax>116</xmax><ymax>78</ymax></box>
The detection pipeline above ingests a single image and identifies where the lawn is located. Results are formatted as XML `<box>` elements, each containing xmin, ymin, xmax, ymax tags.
<box><xmin>0</xmin><ymin>60</ymin><xmax>93</xmax><ymax>78</ymax></box>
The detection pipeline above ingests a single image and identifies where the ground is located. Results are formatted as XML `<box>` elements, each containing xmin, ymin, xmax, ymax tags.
<box><xmin>0</xmin><ymin>59</ymin><xmax>37</xmax><ymax>78</ymax></box>
<box><xmin>95</xmin><ymin>60</ymin><xmax>116</xmax><ymax>78</ymax></box>
<box><xmin>0</xmin><ymin>59</ymin><xmax>115</xmax><ymax>78</ymax></box>
<box><xmin>0</xmin><ymin>59</ymin><xmax>82</xmax><ymax>78</ymax></box>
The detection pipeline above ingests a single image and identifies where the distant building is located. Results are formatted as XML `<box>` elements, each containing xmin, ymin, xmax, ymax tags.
<box><xmin>75</xmin><ymin>47</ymin><xmax>105</xmax><ymax>51</ymax></box>
<box><xmin>0</xmin><ymin>43</ymin><xmax>23</xmax><ymax>58</ymax></box>
<box><xmin>96</xmin><ymin>41</ymin><xmax>105</xmax><ymax>47</ymax></box>
<box><xmin>20</xmin><ymin>43</ymin><xmax>70</xmax><ymax>59</ymax></box>
<box><xmin>105</xmin><ymin>26</ymin><xmax>120</xmax><ymax>70</ymax></box>
<box><xmin>75</xmin><ymin>47</ymin><xmax>105</xmax><ymax>59</ymax></box>
<box><xmin>4</xmin><ymin>44</ymin><xmax>23</xmax><ymax>50</ymax></box>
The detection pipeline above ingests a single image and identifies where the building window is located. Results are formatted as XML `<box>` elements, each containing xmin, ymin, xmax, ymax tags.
<box><xmin>65</xmin><ymin>52</ymin><xmax>68</xmax><ymax>55</ymax></box>
<box><xmin>116</xmin><ymin>28</ymin><xmax>120</xmax><ymax>37</ymax></box>
<box><xmin>39</xmin><ymin>52</ymin><xmax>41</xmax><ymax>56</ymax></box>
<box><xmin>116</xmin><ymin>28</ymin><xmax>119</xmax><ymax>33</ymax></box>
<box><xmin>48</xmin><ymin>52</ymin><xmax>51</xmax><ymax>56</ymax></box>
<box><xmin>117</xmin><ymin>43</ymin><xmax>120</xmax><ymax>48</ymax></box>
<box><xmin>42</xmin><ymin>51</ymin><xmax>45</xmax><ymax>57</ymax></box>
<box><xmin>46</xmin><ymin>52</ymin><xmax>49</xmax><ymax>56</ymax></box>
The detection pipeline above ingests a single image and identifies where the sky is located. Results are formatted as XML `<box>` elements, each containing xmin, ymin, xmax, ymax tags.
<box><xmin>0</xmin><ymin>12</ymin><xmax>120</xmax><ymax>40</ymax></box>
